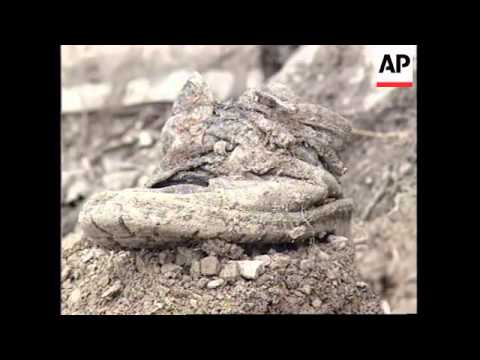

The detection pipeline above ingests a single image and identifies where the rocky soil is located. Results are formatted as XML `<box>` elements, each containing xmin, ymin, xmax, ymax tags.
<box><xmin>344</xmin><ymin>87</ymin><xmax>417</xmax><ymax>313</ymax></box>
<box><xmin>62</xmin><ymin>234</ymin><xmax>381</xmax><ymax>314</ymax></box>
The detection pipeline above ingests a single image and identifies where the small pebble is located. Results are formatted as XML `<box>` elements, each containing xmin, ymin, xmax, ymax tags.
<box><xmin>238</xmin><ymin>260</ymin><xmax>264</xmax><ymax>280</ymax></box>
<box><xmin>300</xmin><ymin>285</ymin><xmax>312</xmax><ymax>295</ymax></box>
<box><xmin>207</xmin><ymin>279</ymin><xmax>225</xmax><ymax>289</ymax></box>
<box><xmin>399</xmin><ymin>163</ymin><xmax>412</xmax><ymax>176</ymax></box>
<box><xmin>69</xmin><ymin>288</ymin><xmax>82</xmax><ymax>304</ymax></box>
<box><xmin>381</xmin><ymin>300</ymin><xmax>391</xmax><ymax>314</ymax></box>
<box><xmin>312</xmin><ymin>298</ymin><xmax>322</xmax><ymax>308</ymax></box>
<box><xmin>138</xmin><ymin>131</ymin><xmax>154</xmax><ymax>147</ymax></box>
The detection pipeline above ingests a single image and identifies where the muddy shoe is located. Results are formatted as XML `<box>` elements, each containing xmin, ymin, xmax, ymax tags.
<box><xmin>79</xmin><ymin>73</ymin><xmax>353</xmax><ymax>248</ymax></box>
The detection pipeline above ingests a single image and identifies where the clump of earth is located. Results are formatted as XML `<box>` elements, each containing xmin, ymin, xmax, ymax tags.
<box><xmin>62</xmin><ymin>233</ymin><xmax>381</xmax><ymax>314</ymax></box>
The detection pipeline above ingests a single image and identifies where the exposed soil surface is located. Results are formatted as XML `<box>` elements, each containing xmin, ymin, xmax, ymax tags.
<box><xmin>62</xmin><ymin>234</ymin><xmax>381</xmax><ymax>315</ymax></box>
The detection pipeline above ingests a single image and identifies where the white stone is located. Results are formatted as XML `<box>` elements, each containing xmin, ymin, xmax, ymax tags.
<box><xmin>237</xmin><ymin>260</ymin><xmax>264</xmax><ymax>280</ymax></box>
<box><xmin>312</xmin><ymin>298</ymin><xmax>322</xmax><ymax>308</ymax></box>
<box><xmin>69</xmin><ymin>288</ymin><xmax>82</xmax><ymax>304</ymax></box>
<box><xmin>138</xmin><ymin>131</ymin><xmax>154</xmax><ymax>147</ymax></box>
<box><xmin>207</xmin><ymin>279</ymin><xmax>225</xmax><ymax>289</ymax></box>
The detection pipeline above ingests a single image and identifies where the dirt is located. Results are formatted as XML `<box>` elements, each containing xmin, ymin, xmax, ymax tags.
<box><xmin>61</xmin><ymin>235</ymin><xmax>381</xmax><ymax>315</ymax></box>
<box><xmin>343</xmin><ymin>87</ymin><xmax>417</xmax><ymax>313</ymax></box>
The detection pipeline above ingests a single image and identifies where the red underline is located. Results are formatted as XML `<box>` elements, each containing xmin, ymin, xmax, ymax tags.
<box><xmin>376</xmin><ymin>82</ymin><xmax>413</xmax><ymax>88</ymax></box>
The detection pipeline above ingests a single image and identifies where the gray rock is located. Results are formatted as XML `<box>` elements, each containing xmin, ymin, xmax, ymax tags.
<box><xmin>207</xmin><ymin>279</ymin><xmax>225</xmax><ymax>289</ymax></box>
<box><xmin>200</xmin><ymin>256</ymin><xmax>220</xmax><ymax>276</ymax></box>
<box><xmin>238</xmin><ymin>260</ymin><xmax>264</xmax><ymax>280</ymax></box>
<box><xmin>219</xmin><ymin>262</ymin><xmax>239</xmax><ymax>280</ymax></box>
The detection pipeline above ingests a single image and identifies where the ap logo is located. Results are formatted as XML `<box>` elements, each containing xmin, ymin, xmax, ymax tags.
<box><xmin>373</xmin><ymin>45</ymin><xmax>416</xmax><ymax>88</ymax></box>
